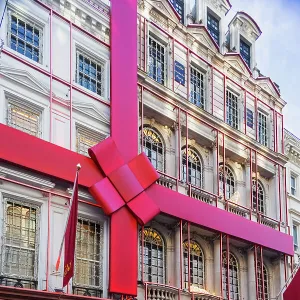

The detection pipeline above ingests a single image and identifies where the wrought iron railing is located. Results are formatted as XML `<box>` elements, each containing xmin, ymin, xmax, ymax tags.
<box><xmin>0</xmin><ymin>275</ymin><xmax>37</xmax><ymax>289</ymax></box>
<box><xmin>73</xmin><ymin>285</ymin><xmax>103</xmax><ymax>297</ymax></box>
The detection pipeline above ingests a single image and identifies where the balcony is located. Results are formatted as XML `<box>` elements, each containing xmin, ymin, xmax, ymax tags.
<box><xmin>187</xmin><ymin>186</ymin><xmax>217</xmax><ymax>206</ymax></box>
<box><xmin>143</xmin><ymin>283</ymin><xmax>220</xmax><ymax>300</ymax></box>
<box><xmin>157</xmin><ymin>173</ymin><xmax>177</xmax><ymax>191</ymax></box>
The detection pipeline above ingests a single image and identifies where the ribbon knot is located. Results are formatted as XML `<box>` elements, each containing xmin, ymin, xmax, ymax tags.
<box><xmin>88</xmin><ymin>137</ymin><xmax>160</xmax><ymax>225</ymax></box>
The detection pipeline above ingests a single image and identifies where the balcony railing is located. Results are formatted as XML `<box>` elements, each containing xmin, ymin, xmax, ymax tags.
<box><xmin>157</xmin><ymin>172</ymin><xmax>177</xmax><ymax>191</ymax></box>
<box><xmin>187</xmin><ymin>185</ymin><xmax>217</xmax><ymax>206</ymax></box>
<box><xmin>0</xmin><ymin>275</ymin><xmax>37</xmax><ymax>289</ymax></box>
<box><xmin>225</xmin><ymin>201</ymin><xmax>250</xmax><ymax>218</ymax></box>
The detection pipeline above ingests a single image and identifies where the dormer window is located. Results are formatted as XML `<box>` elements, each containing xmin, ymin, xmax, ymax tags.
<box><xmin>240</xmin><ymin>38</ymin><xmax>251</xmax><ymax>67</ymax></box>
<box><xmin>207</xmin><ymin>12</ymin><xmax>219</xmax><ymax>45</ymax></box>
<box><xmin>170</xmin><ymin>0</ymin><xmax>184</xmax><ymax>23</ymax></box>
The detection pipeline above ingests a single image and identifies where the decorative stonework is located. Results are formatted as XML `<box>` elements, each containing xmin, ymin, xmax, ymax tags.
<box><xmin>285</xmin><ymin>129</ymin><xmax>300</xmax><ymax>166</ymax></box>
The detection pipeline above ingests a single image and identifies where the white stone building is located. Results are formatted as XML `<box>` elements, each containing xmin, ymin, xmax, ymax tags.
<box><xmin>0</xmin><ymin>0</ymin><xmax>294</xmax><ymax>299</ymax></box>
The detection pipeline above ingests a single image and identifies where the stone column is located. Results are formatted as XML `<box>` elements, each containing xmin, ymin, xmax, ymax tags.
<box><xmin>214</xmin><ymin>238</ymin><xmax>222</xmax><ymax>296</ymax></box>
<box><xmin>247</xmin><ymin>249</ymin><xmax>256</xmax><ymax>300</ymax></box>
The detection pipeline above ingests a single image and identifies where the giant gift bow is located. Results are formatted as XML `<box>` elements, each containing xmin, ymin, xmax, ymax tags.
<box><xmin>88</xmin><ymin>137</ymin><xmax>160</xmax><ymax>225</ymax></box>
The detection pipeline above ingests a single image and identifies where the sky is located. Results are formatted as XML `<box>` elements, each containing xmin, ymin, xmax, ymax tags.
<box><xmin>225</xmin><ymin>0</ymin><xmax>300</xmax><ymax>137</ymax></box>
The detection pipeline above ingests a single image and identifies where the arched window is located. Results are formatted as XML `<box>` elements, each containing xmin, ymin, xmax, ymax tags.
<box><xmin>140</xmin><ymin>228</ymin><xmax>165</xmax><ymax>284</ymax></box>
<box><xmin>219</xmin><ymin>164</ymin><xmax>235</xmax><ymax>199</ymax></box>
<box><xmin>252</xmin><ymin>180</ymin><xmax>265</xmax><ymax>214</ymax></box>
<box><xmin>183</xmin><ymin>240</ymin><xmax>204</xmax><ymax>289</ymax></box>
<box><xmin>141</xmin><ymin>127</ymin><xmax>165</xmax><ymax>172</ymax></box>
<box><xmin>257</xmin><ymin>261</ymin><xmax>269</xmax><ymax>300</ymax></box>
<box><xmin>222</xmin><ymin>251</ymin><xmax>240</xmax><ymax>300</ymax></box>
<box><xmin>182</xmin><ymin>147</ymin><xmax>203</xmax><ymax>187</ymax></box>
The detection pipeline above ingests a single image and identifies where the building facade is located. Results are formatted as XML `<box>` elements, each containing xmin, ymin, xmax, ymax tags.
<box><xmin>0</xmin><ymin>0</ymin><xmax>295</xmax><ymax>300</ymax></box>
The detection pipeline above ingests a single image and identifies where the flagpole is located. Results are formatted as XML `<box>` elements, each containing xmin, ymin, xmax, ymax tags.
<box><xmin>55</xmin><ymin>164</ymin><xmax>81</xmax><ymax>272</ymax></box>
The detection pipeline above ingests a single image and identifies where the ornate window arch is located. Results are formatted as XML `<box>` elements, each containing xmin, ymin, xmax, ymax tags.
<box><xmin>252</xmin><ymin>180</ymin><xmax>266</xmax><ymax>214</ymax></box>
<box><xmin>182</xmin><ymin>146</ymin><xmax>203</xmax><ymax>187</ymax></box>
<box><xmin>183</xmin><ymin>240</ymin><xmax>204</xmax><ymax>289</ymax></box>
<box><xmin>257</xmin><ymin>261</ymin><xmax>270</xmax><ymax>300</ymax></box>
<box><xmin>222</xmin><ymin>251</ymin><xmax>240</xmax><ymax>300</ymax></box>
<box><xmin>141</xmin><ymin>126</ymin><xmax>165</xmax><ymax>172</ymax></box>
<box><xmin>219</xmin><ymin>163</ymin><xmax>235</xmax><ymax>199</ymax></box>
<box><xmin>140</xmin><ymin>227</ymin><xmax>165</xmax><ymax>284</ymax></box>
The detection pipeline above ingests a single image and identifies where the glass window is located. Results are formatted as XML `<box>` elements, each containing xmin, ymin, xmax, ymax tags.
<box><xmin>219</xmin><ymin>164</ymin><xmax>235</xmax><ymax>200</ymax></box>
<box><xmin>182</xmin><ymin>147</ymin><xmax>203</xmax><ymax>187</ymax></box>
<box><xmin>1</xmin><ymin>197</ymin><xmax>39</xmax><ymax>288</ymax></box>
<box><xmin>170</xmin><ymin>0</ymin><xmax>184</xmax><ymax>23</ymax></box>
<box><xmin>140</xmin><ymin>228</ymin><xmax>165</xmax><ymax>284</ymax></box>
<box><xmin>258</xmin><ymin>112</ymin><xmax>268</xmax><ymax>146</ymax></box>
<box><xmin>183</xmin><ymin>240</ymin><xmax>204</xmax><ymax>289</ymax></box>
<box><xmin>9</xmin><ymin>14</ymin><xmax>42</xmax><ymax>63</ymax></box>
<box><xmin>257</xmin><ymin>261</ymin><xmax>270</xmax><ymax>300</ymax></box>
<box><xmin>291</xmin><ymin>175</ymin><xmax>297</xmax><ymax>196</ymax></box>
<box><xmin>240</xmin><ymin>39</ymin><xmax>251</xmax><ymax>67</ymax></box>
<box><xmin>148</xmin><ymin>36</ymin><xmax>166</xmax><ymax>85</ymax></box>
<box><xmin>246</xmin><ymin>108</ymin><xmax>253</xmax><ymax>129</ymax></box>
<box><xmin>190</xmin><ymin>67</ymin><xmax>205</xmax><ymax>109</ymax></box>
<box><xmin>293</xmin><ymin>224</ymin><xmax>298</xmax><ymax>251</ymax></box>
<box><xmin>74</xmin><ymin>218</ymin><xmax>103</xmax><ymax>297</ymax></box>
<box><xmin>76</xmin><ymin>126</ymin><xmax>105</xmax><ymax>157</ymax></box>
<box><xmin>226</xmin><ymin>90</ymin><xmax>239</xmax><ymax>129</ymax></box>
<box><xmin>207</xmin><ymin>12</ymin><xmax>219</xmax><ymax>45</ymax></box>
<box><xmin>252</xmin><ymin>180</ymin><xmax>265</xmax><ymax>214</ymax></box>
<box><xmin>141</xmin><ymin>127</ymin><xmax>165</xmax><ymax>172</ymax></box>
<box><xmin>222</xmin><ymin>251</ymin><xmax>240</xmax><ymax>300</ymax></box>
<box><xmin>76</xmin><ymin>50</ymin><xmax>104</xmax><ymax>96</ymax></box>
<box><xmin>7</xmin><ymin>102</ymin><xmax>41</xmax><ymax>137</ymax></box>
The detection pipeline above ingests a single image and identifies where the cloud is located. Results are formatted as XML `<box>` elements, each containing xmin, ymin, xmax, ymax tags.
<box><xmin>226</xmin><ymin>0</ymin><xmax>300</xmax><ymax>137</ymax></box>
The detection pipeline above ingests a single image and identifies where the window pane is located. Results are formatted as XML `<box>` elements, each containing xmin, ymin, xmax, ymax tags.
<box><xmin>207</xmin><ymin>13</ymin><xmax>219</xmax><ymax>45</ymax></box>
<box><xmin>148</xmin><ymin>37</ymin><xmax>165</xmax><ymax>85</ymax></box>
<box><xmin>240</xmin><ymin>39</ymin><xmax>251</xmax><ymax>67</ymax></box>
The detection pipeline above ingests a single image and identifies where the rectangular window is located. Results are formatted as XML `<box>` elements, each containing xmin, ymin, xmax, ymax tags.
<box><xmin>207</xmin><ymin>12</ymin><xmax>219</xmax><ymax>45</ymax></box>
<box><xmin>246</xmin><ymin>108</ymin><xmax>253</xmax><ymax>128</ymax></box>
<box><xmin>76</xmin><ymin>50</ymin><xmax>104</xmax><ymax>96</ymax></box>
<box><xmin>291</xmin><ymin>175</ymin><xmax>297</xmax><ymax>196</ymax></box>
<box><xmin>174</xmin><ymin>61</ymin><xmax>185</xmax><ymax>85</ymax></box>
<box><xmin>169</xmin><ymin>0</ymin><xmax>184</xmax><ymax>23</ymax></box>
<box><xmin>293</xmin><ymin>224</ymin><xmax>298</xmax><ymax>251</ymax></box>
<box><xmin>7</xmin><ymin>102</ymin><xmax>41</xmax><ymax>137</ymax></box>
<box><xmin>74</xmin><ymin>218</ymin><xmax>103</xmax><ymax>297</ymax></box>
<box><xmin>190</xmin><ymin>67</ymin><xmax>205</xmax><ymax>109</ymax></box>
<box><xmin>1</xmin><ymin>197</ymin><xmax>39</xmax><ymax>289</ymax></box>
<box><xmin>226</xmin><ymin>90</ymin><xmax>239</xmax><ymax>129</ymax></box>
<box><xmin>8</xmin><ymin>14</ymin><xmax>42</xmax><ymax>63</ymax></box>
<box><xmin>240</xmin><ymin>39</ymin><xmax>251</xmax><ymax>67</ymax></box>
<box><xmin>148</xmin><ymin>36</ymin><xmax>166</xmax><ymax>85</ymax></box>
<box><xmin>258</xmin><ymin>112</ymin><xmax>268</xmax><ymax>146</ymax></box>
<box><xmin>76</xmin><ymin>126</ymin><xmax>105</xmax><ymax>157</ymax></box>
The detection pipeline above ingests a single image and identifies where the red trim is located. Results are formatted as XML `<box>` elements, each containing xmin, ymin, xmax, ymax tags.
<box><xmin>236</xmin><ymin>11</ymin><xmax>262</xmax><ymax>35</ymax></box>
<box><xmin>187</xmin><ymin>24</ymin><xmax>220</xmax><ymax>51</ymax></box>
<box><xmin>224</xmin><ymin>52</ymin><xmax>252</xmax><ymax>76</ymax></box>
<box><xmin>166</xmin><ymin>0</ymin><xmax>181</xmax><ymax>21</ymax></box>
<box><xmin>256</xmin><ymin>76</ymin><xmax>281</xmax><ymax>97</ymax></box>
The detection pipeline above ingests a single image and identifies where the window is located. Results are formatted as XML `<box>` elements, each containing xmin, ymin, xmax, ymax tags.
<box><xmin>1</xmin><ymin>197</ymin><xmax>39</xmax><ymax>289</ymax></box>
<box><xmin>226</xmin><ymin>90</ymin><xmax>239</xmax><ymax>129</ymax></box>
<box><xmin>258</xmin><ymin>112</ymin><xmax>268</xmax><ymax>146</ymax></box>
<box><xmin>141</xmin><ymin>127</ymin><xmax>165</xmax><ymax>172</ymax></box>
<box><xmin>182</xmin><ymin>147</ymin><xmax>203</xmax><ymax>187</ymax></box>
<box><xmin>293</xmin><ymin>224</ymin><xmax>298</xmax><ymax>251</ymax></box>
<box><xmin>222</xmin><ymin>251</ymin><xmax>240</xmax><ymax>300</ymax></box>
<box><xmin>76</xmin><ymin>50</ymin><xmax>104</xmax><ymax>96</ymax></box>
<box><xmin>240</xmin><ymin>39</ymin><xmax>251</xmax><ymax>68</ymax></box>
<box><xmin>252</xmin><ymin>180</ymin><xmax>265</xmax><ymax>214</ymax></box>
<box><xmin>257</xmin><ymin>261</ymin><xmax>270</xmax><ymax>300</ymax></box>
<box><xmin>246</xmin><ymin>108</ymin><xmax>253</xmax><ymax>129</ymax></box>
<box><xmin>291</xmin><ymin>175</ymin><xmax>297</xmax><ymax>196</ymax></box>
<box><xmin>76</xmin><ymin>126</ymin><xmax>105</xmax><ymax>157</ymax></box>
<box><xmin>7</xmin><ymin>102</ymin><xmax>41</xmax><ymax>137</ymax></box>
<box><xmin>169</xmin><ymin>0</ymin><xmax>184</xmax><ymax>23</ymax></box>
<box><xmin>148</xmin><ymin>36</ymin><xmax>166</xmax><ymax>85</ymax></box>
<box><xmin>74</xmin><ymin>218</ymin><xmax>103</xmax><ymax>297</ymax></box>
<box><xmin>219</xmin><ymin>164</ymin><xmax>235</xmax><ymax>200</ymax></box>
<box><xmin>183</xmin><ymin>240</ymin><xmax>204</xmax><ymax>289</ymax></box>
<box><xmin>190</xmin><ymin>67</ymin><xmax>205</xmax><ymax>109</ymax></box>
<box><xmin>140</xmin><ymin>227</ymin><xmax>165</xmax><ymax>284</ymax></box>
<box><xmin>8</xmin><ymin>13</ymin><xmax>42</xmax><ymax>63</ymax></box>
<box><xmin>207</xmin><ymin>12</ymin><xmax>219</xmax><ymax>45</ymax></box>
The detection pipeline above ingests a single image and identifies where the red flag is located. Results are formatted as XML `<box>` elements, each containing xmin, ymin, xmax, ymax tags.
<box><xmin>55</xmin><ymin>166</ymin><xmax>80</xmax><ymax>288</ymax></box>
